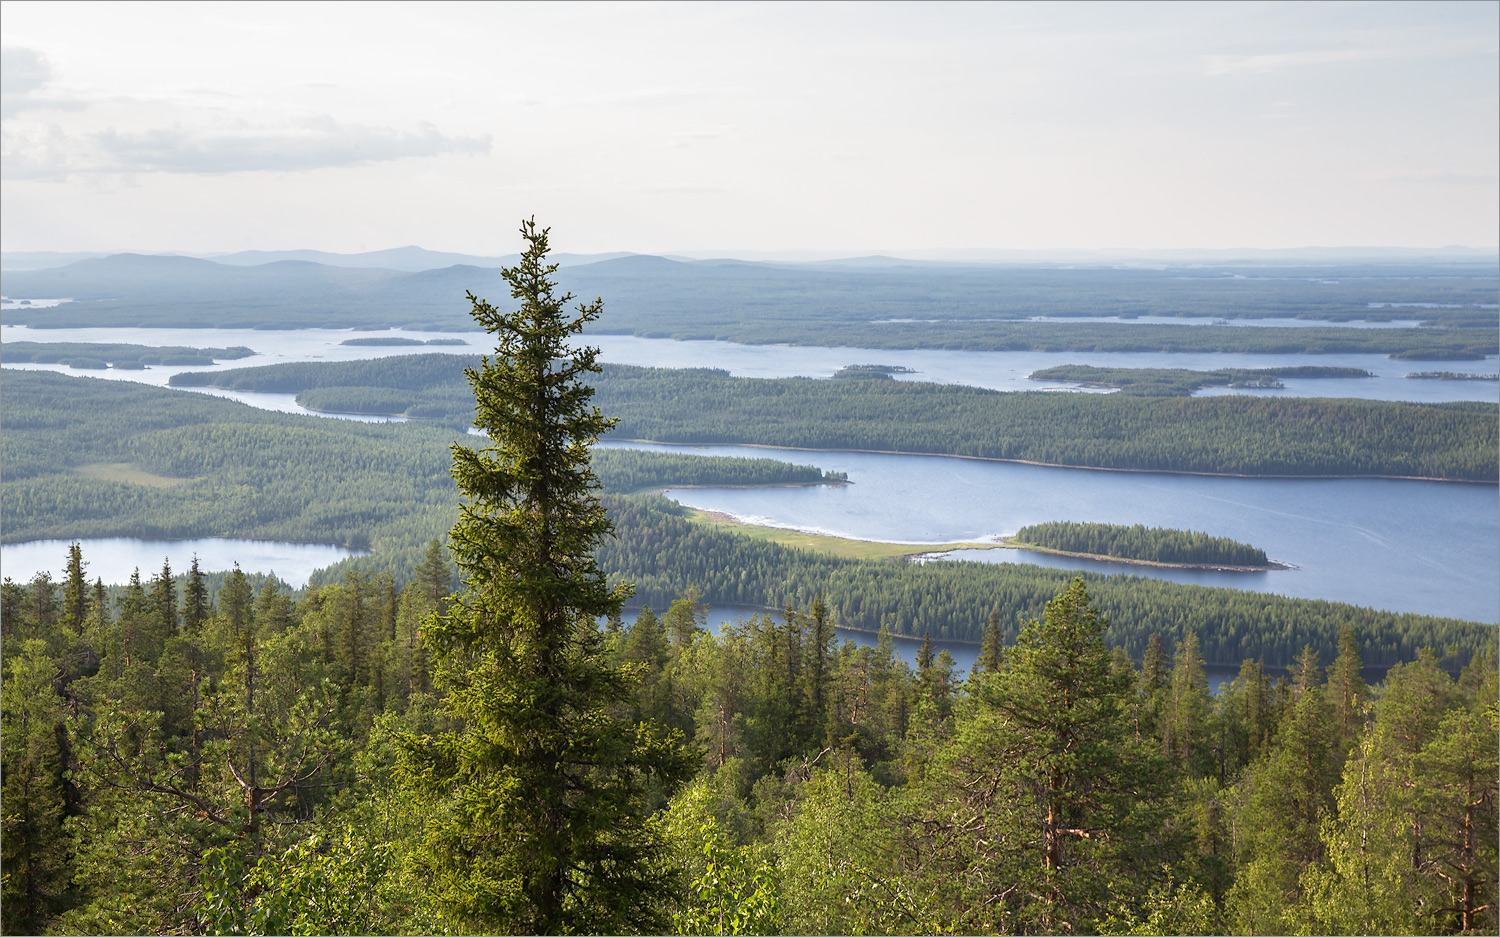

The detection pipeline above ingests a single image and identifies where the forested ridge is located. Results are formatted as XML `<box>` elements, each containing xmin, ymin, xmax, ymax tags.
<box><xmin>6</xmin><ymin>252</ymin><xmax>1497</xmax><ymax>344</ymax></box>
<box><xmin>169</xmin><ymin>357</ymin><xmax>1500</xmax><ymax>480</ymax></box>
<box><xmin>3</xmin><ymin>543</ymin><xmax>1494</xmax><ymax>934</ymax></box>
<box><xmin>1011</xmin><ymin>521</ymin><xmax>1270</xmax><ymax>567</ymax></box>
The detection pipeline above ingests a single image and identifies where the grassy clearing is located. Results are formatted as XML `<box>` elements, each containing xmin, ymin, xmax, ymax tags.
<box><xmin>683</xmin><ymin>507</ymin><xmax>996</xmax><ymax>561</ymax></box>
<box><xmin>72</xmin><ymin>462</ymin><xmax>194</xmax><ymax>488</ymax></box>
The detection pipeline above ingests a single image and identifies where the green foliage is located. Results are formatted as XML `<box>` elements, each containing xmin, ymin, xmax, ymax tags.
<box><xmin>1</xmin><ymin>639</ymin><xmax>76</xmax><ymax>934</ymax></box>
<box><xmin>2</xmin><ymin>526</ymin><xmax>1494</xmax><ymax>935</ymax></box>
<box><xmin>671</xmin><ymin>819</ymin><xmax>779</xmax><ymax>937</ymax></box>
<box><xmin>197</xmin><ymin>831</ymin><xmax>396</xmax><ymax>936</ymax></box>
<box><xmin>1013</xmin><ymin>521</ymin><xmax>1270</xmax><ymax>567</ymax></box>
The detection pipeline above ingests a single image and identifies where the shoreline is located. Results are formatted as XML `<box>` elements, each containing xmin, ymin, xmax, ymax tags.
<box><xmin>683</xmin><ymin>507</ymin><xmax>998</xmax><ymax>561</ymax></box>
<box><xmin>674</xmin><ymin>501</ymin><xmax>1298</xmax><ymax>574</ymax></box>
<box><xmin>614</xmin><ymin>438</ymin><xmax>1497</xmax><ymax>485</ymax></box>
<box><xmin>995</xmin><ymin>537</ymin><xmax>1295</xmax><ymax>572</ymax></box>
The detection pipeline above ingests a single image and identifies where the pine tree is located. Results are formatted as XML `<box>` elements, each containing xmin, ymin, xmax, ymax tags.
<box><xmin>183</xmin><ymin>554</ymin><xmax>210</xmax><ymax>634</ymax></box>
<box><xmin>934</xmin><ymin>579</ymin><xmax>1181</xmax><ymax>933</ymax></box>
<box><xmin>400</xmin><ymin>220</ymin><xmax>693</xmax><ymax>934</ymax></box>
<box><xmin>975</xmin><ymin>607</ymin><xmax>1004</xmax><ymax>677</ymax></box>
<box><xmin>149</xmin><ymin>558</ymin><xmax>177</xmax><ymax>636</ymax></box>
<box><xmin>1324</xmin><ymin>623</ymin><xmax>1368</xmax><ymax>759</ymax></box>
<box><xmin>62</xmin><ymin>542</ymin><xmax>88</xmax><ymax>636</ymax></box>
<box><xmin>220</xmin><ymin>564</ymin><xmax>252</xmax><ymax>639</ymax></box>
<box><xmin>415</xmin><ymin>538</ymin><xmax>452</xmax><ymax>610</ymax></box>
<box><xmin>1163</xmin><ymin>631</ymin><xmax>1210</xmax><ymax>774</ymax></box>
<box><xmin>1</xmin><ymin>640</ymin><xmax>75</xmax><ymax>933</ymax></box>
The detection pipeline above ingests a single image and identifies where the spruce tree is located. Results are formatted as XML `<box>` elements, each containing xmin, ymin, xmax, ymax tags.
<box><xmin>975</xmin><ymin>607</ymin><xmax>1004</xmax><ymax>677</ymax></box>
<box><xmin>400</xmin><ymin>220</ymin><xmax>692</xmax><ymax>934</ymax></box>
<box><xmin>183</xmin><ymin>554</ymin><xmax>210</xmax><ymax>634</ymax></box>
<box><xmin>62</xmin><ymin>543</ymin><xmax>88</xmax><ymax>636</ymax></box>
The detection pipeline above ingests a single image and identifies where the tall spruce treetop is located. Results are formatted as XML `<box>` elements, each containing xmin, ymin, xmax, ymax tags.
<box><xmin>403</xmin><ymin>220</ymin><xmax>691</xmax><ymax>935</ymax></box>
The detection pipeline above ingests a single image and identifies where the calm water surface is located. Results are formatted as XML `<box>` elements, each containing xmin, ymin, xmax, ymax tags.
<box><xmin>1</xmin><ymin>537</ymin><xmax>363</xmax><ymax>588</ymax></box>
<box><xmin>3</xmin><ymin>325</ymin><xmax>1495</xmax><ymax>404</ymax></box>
<box><xmin>602</xmin><ymin>442</ymin><xmax>1499</xmax><ymax>624</ymax></box>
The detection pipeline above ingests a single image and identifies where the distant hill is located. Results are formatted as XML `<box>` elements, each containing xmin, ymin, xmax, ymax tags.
<box><xmin>0</xmin><ymin>247</ymin><xmax>638</xmax><ymax>273</ymax></box>
<box><xmin>3</xmin><ymin>251</ymin><xmax>1495</xmax><ymax>346</ymax></box>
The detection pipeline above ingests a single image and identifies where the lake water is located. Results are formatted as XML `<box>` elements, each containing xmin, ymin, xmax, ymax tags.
<box><xmin>600</xmin><ymin>442</ymin><xmax>1500</xmax><ymax>624</ymax></box>
<box><xmin>2</xmin><ymin>324</ymin><xmax>1495</xmax><ymax>404</ymax></box>
<box><xmin>0</xmin><ymin>537</ymin><xmax>363</xmax><ymax>589</ymax></box>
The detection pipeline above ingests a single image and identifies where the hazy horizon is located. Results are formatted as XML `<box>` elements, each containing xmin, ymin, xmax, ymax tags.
<box><xmin>3</xmin><ymin>1</ymin><xmax>1497</xmax><ymax>256</ymax></box>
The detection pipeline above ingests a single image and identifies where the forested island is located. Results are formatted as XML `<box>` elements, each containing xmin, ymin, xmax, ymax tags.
<box><xmin>339</xmin><ymin>336</ymin><xmax>468</xmax><ymax>346</ymax></box>
<box><xmin>832</xmin><ymin>363</ymin><xmax>918</xmax><ymax>379</ymax></box>
<box><xmin>167</xmin><ymin>356</ymin><xmax>1500</xmax><ymax>481</ymax></box>
<box><xmin>0</xmin><ymin>340</ymin><xmax>255</xmax><ymax>369</ymax></box>
<box><xmin>1007</xmin><ymin>521</ymin><xmax>1275</xmax><ymax>569</ymax></box>
<box><xmin>1407</xmin><ymin>370</ymin><xmax>1500</xmax><ymax>381</ymax></box>
<box><xmin>1027</xmin><ymin>363</ymin><xmax>1372</xmax><ymax>396</ymax></box>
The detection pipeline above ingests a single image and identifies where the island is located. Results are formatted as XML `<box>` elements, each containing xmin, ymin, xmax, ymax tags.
<box><xmin>1028</xmin><ymin>364</ymin><xmax>1372</xmax><ymax>396</ymax></box>
<box><xmin>832</xmin><ymin>363</ymin><xmax>918</xmax><ymax>380</ymax></box>
<box><xmin>0</xmin><ymin>340</ymin><xmax>255</xmax><ymax>369</ymax></box>
<box><xmin>340</xmin><ymin>336</ymin><xmax>469</xmax><ymax>346</ymax></box>
<box><xmin>1005</xmin><ymin>521</ymin><xmax>1287</xmax><ymax>570</ymax></box>
<box><xmin>1405</xmin><ymin>371</ymin><xmax>1499</xmax><ymax>381</ymax></box>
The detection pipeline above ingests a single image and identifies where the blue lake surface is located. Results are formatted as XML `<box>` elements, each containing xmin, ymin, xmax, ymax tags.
<box><xmin>3</xmin><ymin>325</ymin><xmax>1495</xmax><ymax>404</ymax></box>
<box><xmin>602</xmin><ymin>442</ymin><xmax>1500</xmax><ymax>624</ymax></box>
<box><xmin>1</xmin><ymin>537</ymin><xmax>363</xmax><ymax>589</ymax></box>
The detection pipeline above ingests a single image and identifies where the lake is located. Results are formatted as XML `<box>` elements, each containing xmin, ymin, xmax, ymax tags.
<box><xmin>601</xmin><ymin>441</ymin><xmax>1500</xmax><ymax>624</ymax></box>
<box><xmin>3</xmin><ymin>324</ymin><xmax>1495</xmax><ymax>404</ymax></box>
<box><xmin>1</xmin><ymin>537</ymin><xmax>364</xmax><ymax>589</ymax></box>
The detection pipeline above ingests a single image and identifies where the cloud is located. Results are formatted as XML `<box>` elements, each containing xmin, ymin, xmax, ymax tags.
<box><xmin>1200</xmin><ymin>48</ymin><xmax>1388</xmax><ymax>76</ymax></box>
<box><xmin>1357</xmin><ymin>169</ymin><xmax>1500</xmax><ymax>187</ymax></box>
<box><xmin>1</xmin><ymin>46</ymin><xmax>86</xmax><ymax>120</ymax></box>
<box><xmin>2</xmin><ymin>116</ymin><xmax>491</xmax><ymax>178</ymax></box>
<box><xmin>638</xmin><ymin>184</ymin><xmax>730</xmax><ymax>195</ymax></box>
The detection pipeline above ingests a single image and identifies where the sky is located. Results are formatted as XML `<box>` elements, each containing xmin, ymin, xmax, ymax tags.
<box><xmin>2</xmin><ymin>0</ymin><xmax>1497</xmax><ymax>257</ymax></box>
